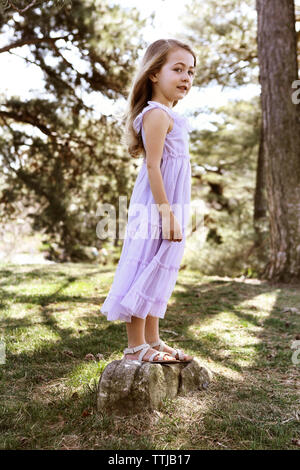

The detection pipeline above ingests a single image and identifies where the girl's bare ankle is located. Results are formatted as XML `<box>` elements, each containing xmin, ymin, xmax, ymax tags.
<box><xmin>128</xmin><ymin>341</ymin><xmax>146</xmax><ymax>349</ymax></box>
<box><xmin>145</xmin><ymin>337</ymin><xmax>159</xmax><ymax>344</ymax></box>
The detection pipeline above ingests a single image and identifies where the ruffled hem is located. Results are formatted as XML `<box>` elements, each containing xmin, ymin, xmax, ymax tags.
<box><xmin>99</xmin><ymin>260</ymin><xmax>180</xmax><ymax>322</ymax></box>
<box><xmin>118</xmin><ymin>256</ymin><xmax>180</xmax><ymax>272</ymax></box>
<box><xmin>99</xmin><ymin>238</ymin><xmax>183</xmax><ymax>322</ymax></box>
<box><xmin>100</xmin><ymin>293</ymin><xmax>168</xmax><ymax>323</ymax></box>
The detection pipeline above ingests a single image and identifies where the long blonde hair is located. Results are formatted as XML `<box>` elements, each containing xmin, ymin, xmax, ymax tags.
<box><xmin>121</xmin><ymin>39</ymin><xmax>197</xmax><ymax>158</ymax></box>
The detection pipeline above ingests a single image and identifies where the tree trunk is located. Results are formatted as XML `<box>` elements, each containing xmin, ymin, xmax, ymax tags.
<box><xmin>254</xmin><ymin>119</ymin><xmax>267</xmax><ymax>222</ymax></box>
<box><xmin>256</xmin><ymin>0</ymin><xmax>300</xmax><ymax>282</ymax></box>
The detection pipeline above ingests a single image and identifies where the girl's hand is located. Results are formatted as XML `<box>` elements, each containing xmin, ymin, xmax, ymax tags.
<box><xmin>162</xmin><ymin>211</ymin><xmax>183</xmax><ymax>242</ymax></box>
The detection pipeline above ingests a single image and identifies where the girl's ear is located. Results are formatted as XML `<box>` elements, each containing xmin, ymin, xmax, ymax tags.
<box><xmin>149</xmin><ymin>72</ymin><xmax>158</xmax><ymax>83</ymax></box>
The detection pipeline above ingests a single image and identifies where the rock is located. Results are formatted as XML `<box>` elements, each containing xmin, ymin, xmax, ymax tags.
<box><xmin>179</xmin><ymin>357</ymin><xmax>214</xmax><ymax>394</ymax></box>
<box><xmin>96</xmin><ymin>358</ymin><xmax>213</xmax><ymax>416</ymax></box>
<box><xmin>282</xmin><ymin>307</ymin><xmax>300</xmax><ymax>315</ymax></box>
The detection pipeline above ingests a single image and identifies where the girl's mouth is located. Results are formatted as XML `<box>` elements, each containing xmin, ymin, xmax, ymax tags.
<box><xmin>177</xmin><ymin>86</ymin><xmax>187</xmax><ymax>91</ymax></box>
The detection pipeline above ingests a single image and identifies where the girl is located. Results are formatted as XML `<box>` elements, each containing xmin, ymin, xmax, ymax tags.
<box><xmin>100</xmin><ymin>39</ymin><xmax>196</xmax><ymax>364</ymax></box>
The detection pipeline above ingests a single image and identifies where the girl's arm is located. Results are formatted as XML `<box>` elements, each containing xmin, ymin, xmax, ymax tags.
<box><xmin>143</xmin><ymin>108</ymin><xmax>182</xmax><ymax>241</ymax></box>
<box><xmin>143</xmin><ymin>108</ymin><xmax>172</xmax><ymax>216</ymax></box>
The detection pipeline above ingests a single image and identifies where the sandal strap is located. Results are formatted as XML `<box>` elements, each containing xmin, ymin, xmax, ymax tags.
<box><xmin>148</xmin><ymin>351</ymin><xmax>166</xmax><ymax>362</ymax></box>
<box><xmin>174</xmin><ymin>349</ymin><xmax>185</xmax><ymax>360</ymax></box>
<box><xmin>123</xmin><ymin>343</ymin><xmax>150</xmax><ymax>357</ymax></box>
<box><xmin>148</xmin><ymin>339</ymin><xmax>186</xmax><ymax>360</ymax></box>
<box><xmin>148</xmin><ymin>338</ymin><xmax>166</xmax><ymax>351</ymax></box>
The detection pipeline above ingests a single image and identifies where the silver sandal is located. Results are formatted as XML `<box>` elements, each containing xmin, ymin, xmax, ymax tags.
<box><xmin>148</xmin><ymin>339</ymin><xmax>193</xmax><ymax>363</ymax></box>
<box><xmin>123</xmin><ymin>342</ymin><xmax>181</xmax><ymax>364</ymax></box>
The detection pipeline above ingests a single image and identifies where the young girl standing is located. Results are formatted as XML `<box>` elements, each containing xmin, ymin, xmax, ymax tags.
<box><xmin>100</xmin><ymin>39</ymin><xmax>196</xmax><ymax>364</ymax></box>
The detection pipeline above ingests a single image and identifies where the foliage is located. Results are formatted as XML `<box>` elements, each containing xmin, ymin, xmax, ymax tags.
<box><xmin>0</xmin><ymin>0</ymin><xmax>147</xmax><ymax>260</ymax></box>
<box><xmin>183</xmin><ymin>96</ymin><xmax>270</xmax><ymax>277</ymax></box>
<box><xmin>181</xmin><ymin>0</ymin><xmax>258</xmax><ymax>87</ymax></box>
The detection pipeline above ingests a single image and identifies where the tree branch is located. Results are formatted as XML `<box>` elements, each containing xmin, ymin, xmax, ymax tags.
<box><xmin>8</xmin><ymin>0</ymin><xmax>38</xmax><ymax>13</ymax></box>
<box><xmin>0</xmin><ymin>110</ymin><xmax>52</xmax><ymax>135</ymax></box>
<box><xmin>0</xmin><ymin>35</ymin><xmax>70</xmax><ymax>54</ymax></box>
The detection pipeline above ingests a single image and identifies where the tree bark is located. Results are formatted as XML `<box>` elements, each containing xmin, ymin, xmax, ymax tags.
<box><xmin>254</xmin><ymin>118</ymin><xmax>267</xmax><ymax>222</ymax></box>
<box><xmin>256</xmin><ymin>0</ymin><xmax>300</xmax><ymax>282</ymax></box>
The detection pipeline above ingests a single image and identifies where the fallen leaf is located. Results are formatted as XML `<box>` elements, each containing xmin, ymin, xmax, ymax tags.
<box><xmin>19</xmin><ymin>437</ymin><xmax>29</xmax><ymax>445</ymax></box>
<box><xmin>63</xmin><ymin>349</ymin><xmax>74</xmax><ymax>357</ymax></box>
<box><xmin>291</xmin><ymin>439</ymin><xmax>300</xmax><ymax>447</ymax></box>
<box><xmin>81</xmin><ymin>408</ymin><xmax>93</xmax><ymax>417</ymax></box>
<box><xmin>84</xmin><ymin>353</ymin><xmax>95</xmax><ymax>361</ymax></box>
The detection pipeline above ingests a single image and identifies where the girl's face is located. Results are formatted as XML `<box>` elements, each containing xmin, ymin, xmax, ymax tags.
<box><xmin>150</xmin><ymin>48</ymin><xmax>195</xmax><ymax>104</ymax></box>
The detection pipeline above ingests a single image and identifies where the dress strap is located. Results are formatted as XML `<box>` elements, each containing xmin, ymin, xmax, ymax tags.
<box><xmin>133</xmin><ymin>100</ymin><xmax>175</xmax><ymax>134</ymax></box>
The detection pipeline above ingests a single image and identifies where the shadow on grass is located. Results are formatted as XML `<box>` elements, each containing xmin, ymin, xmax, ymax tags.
<box><xmin>0</xmin><ymin>263</ymin><xmax>299</xmax><ymax>449</ymax></box>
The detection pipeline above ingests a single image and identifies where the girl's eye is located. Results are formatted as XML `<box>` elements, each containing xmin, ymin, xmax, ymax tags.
<box><xmin>174</xmin><ymin>68</ymin><xmax>194</xmax><ymax>76</ymax></box>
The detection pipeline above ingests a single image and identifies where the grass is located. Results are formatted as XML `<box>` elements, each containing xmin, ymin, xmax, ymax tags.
<box><xmin>0</xmin><ymin>261</ymin><xmax>300</xmax><ymax>450</ymax></box>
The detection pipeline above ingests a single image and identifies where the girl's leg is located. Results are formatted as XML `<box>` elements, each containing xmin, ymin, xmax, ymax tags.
<box><xmin>124</xmin><ymin>315</ymin><xmax>175</xmax><ymax>361</ymax></box>
<box><xmin>126</xmin><ymin>315</ymin><xmax>146</xmax><ymax>348</ymax></box>
<box><xmin>144</xmin><ymin>314</ymin><xmax>160</xmax><ymax>343</ymax></box>
<box><xmin>145</xmin><ymin>315</ymin><xmax>193</xmax><ymax>361</ymax></box>
<box><xmin>145</xmin><ymin>315</ymin><xmax>174</xmax><ymax>354</ymax></box>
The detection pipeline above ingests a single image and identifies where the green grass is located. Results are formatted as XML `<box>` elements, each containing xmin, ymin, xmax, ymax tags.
<box><xmin>0</xmin><ymin>262</ymin><xmax>300</xmax><ymax>450</ymax></box>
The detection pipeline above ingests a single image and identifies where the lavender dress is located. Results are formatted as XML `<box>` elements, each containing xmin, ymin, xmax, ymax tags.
<box><xmin>100</xmin><ymin>100</ymin><xmax>191</xmax><ymax>323</ymax></box>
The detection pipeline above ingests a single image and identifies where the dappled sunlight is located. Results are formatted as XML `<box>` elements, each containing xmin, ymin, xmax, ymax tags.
<box><xmin>31</xmin><ymin>378</ymin><xmax>70</xmax><ymax>405</ymax></box>
<box><xmin>58</xmin><ymin>280</ymin><xmax>97</xmax><ymax>296</ymax></box>
<box><xmin>188</xmin><ymin>309</ymin><xmax>266</xmax><ymax>369</ymax></box>
<box><xmin>8</xmin><ymin>325</ymin><xmax>61</xmax><ymax>355</ymax></box>
<box><xmin>43</xmin><ymin>303</ymin><xmax>104</xmax><ymax>331</ymax></box>
<box><xmin>239</xmin><ymin>290</ymin><xmax>279</xmax><ymax>315</ymax></box>
<box><xmin>205</xmin><ymin>361</ymin><xmax>245</xmax><ymax>381</ymax></box>
<box><xmin>2</xmin><ymin>263</ymin><xmax>299</xmax><ymax>450</ymax></box>
<box><xmin>66</xmin><ymin>362</ymin><xmax>104</xmax><ymax>390</ymax></box>
<box><xmin>2</xmin><ymin>303</ymin><xmax>41</xmax><ymax>322</ymax></box>
<box><xmin>3</xmin><ymin>279</ymin><xmax>69</xmax><ymax>296</ymax></box>
<box><xmin>31</xmin><ymin>362</ymin><xmax>103</xmax><ymax>405</ymax></box>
